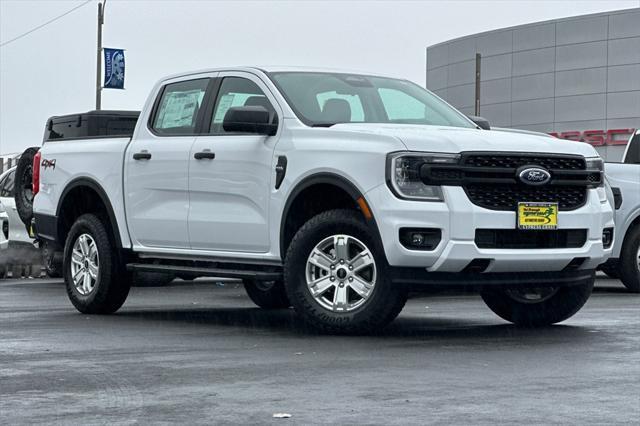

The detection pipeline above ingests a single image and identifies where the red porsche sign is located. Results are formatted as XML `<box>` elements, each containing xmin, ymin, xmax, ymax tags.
<box><xmin>549</xmin><ymin>128</ymin><xmax>636</xmax><ymax>146</ymax></box>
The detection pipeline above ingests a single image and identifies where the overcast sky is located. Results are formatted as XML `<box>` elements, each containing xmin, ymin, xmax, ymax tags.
<box><xmin>1</xmin><ymin>0</ymin><xmax>638</xmax><ymax>155</ymax></box>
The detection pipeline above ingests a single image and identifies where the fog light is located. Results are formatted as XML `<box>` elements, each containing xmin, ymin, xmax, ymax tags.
<box><xmin>602</xmin><ymin>228</ymin><xmax>614</xmax><ymax>249</ymax></box>
<box><xmin>400</xmin><ymin>228</ymin><xmax>442</xmax><ymax>251</ymax></box>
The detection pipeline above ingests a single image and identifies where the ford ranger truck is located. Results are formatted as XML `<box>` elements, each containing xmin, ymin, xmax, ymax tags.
<box><xmin>31</xmin><ymin>67</ymin><xmax>614</xmax><ymax>333</ymax></box>
<box><xmin>601</xmin><ymin>129</ymin><xmax>640</xmax><ymax>292</ymax></box>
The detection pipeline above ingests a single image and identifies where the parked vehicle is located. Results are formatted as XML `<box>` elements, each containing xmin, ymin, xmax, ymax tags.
<box><xmin>0</xmin><ymin>166</ymin><xmax>42</xmax><ymax>277</ymax></box>
<box><xmin>0</xmin><ymin>205</ymin><xmax>8</xmax><ymax>278</ymax></box>
<box><xmin>28</xmin><ymin>67</ymin><xmax>614</xmax><ymax>332</ymax></box>
<box><xmin>602</xmin><ymin>130</ymin><xmax>640</xmax><ymax>292</ymax></box>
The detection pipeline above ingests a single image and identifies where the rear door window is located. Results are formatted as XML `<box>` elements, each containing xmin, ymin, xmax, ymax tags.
<box><xmin>152</xmin><ymin>79</ymin><xmax>209</xmax><ymax>135</ymax></box>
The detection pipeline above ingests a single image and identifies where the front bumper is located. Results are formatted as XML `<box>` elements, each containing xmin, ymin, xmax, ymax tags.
<box><xmin>391</xmin><ymin>268</ymin><xmax>595</xmax><ymax>290</ymax></box>
<box><xmin>366</xmin><ymin>184</ymin><xmax>614</xmax><ymax>273</ymax></box>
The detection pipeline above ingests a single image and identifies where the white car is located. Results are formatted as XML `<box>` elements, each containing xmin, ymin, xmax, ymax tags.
<box><xmin>0</xmin><ymin>204</ymin><xmax>8</xmax><ymax>273</ymax></box>
<box><xmin>31</xmin><ymin>67</ymin><xmax>614</xmax><ymax>332</ymax></box>
<box><xmin>602</xmin><ymin>129</ymin><xmax>640</xmax><ymax>292</ymax></box>
<box><xmin>0</xmin><ymin>166</ymin><xmax>41</xmax><ymax>277</ymax></box>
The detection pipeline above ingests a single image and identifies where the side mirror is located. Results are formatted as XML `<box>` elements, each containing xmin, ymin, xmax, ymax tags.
<box><xmin>222</xmin><ymin>106</ymin><xmax>277</xmax><ymax>136</ymax></box>
<box><xmin>467</xmin><ymin>115</ymin><xmax>491</xmax><ymax>130</ymax></box>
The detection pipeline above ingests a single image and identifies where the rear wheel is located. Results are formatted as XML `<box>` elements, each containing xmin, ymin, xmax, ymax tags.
<box><xmin>64</xmin><ymin>214</ymin><xmax>130</xmax><ymax>314</ymax></box>
<box><xmin>284</xmin><ymin>209</ymin><xmax>407</xmax><ymax>333</ymax></box>
<box><xmin>243</xmin><ymin>280</ymin><xmax>290</xmax><ymax>309</ymax></box>
<box><xmin>481</xmin><ymin>274</ymin><xmax>594</xmax><ymax>326</ymax></box>
<box><xmin>619</xmin><ymin>225</ymin><xmax>640</xmax><ymax>293</ymax></box>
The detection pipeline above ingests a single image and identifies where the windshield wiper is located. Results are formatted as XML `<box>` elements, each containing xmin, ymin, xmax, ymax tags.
<box><xmin>311</xmin><ymin>122</ymin><xmax>337</xmax><ymax>128</ymax></box>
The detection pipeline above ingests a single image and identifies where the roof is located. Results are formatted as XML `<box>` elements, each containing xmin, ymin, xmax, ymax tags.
<box><xmin>159</xmin><ymin>66</ymin><xmax>400</xmax><ymax>82</ymax></box>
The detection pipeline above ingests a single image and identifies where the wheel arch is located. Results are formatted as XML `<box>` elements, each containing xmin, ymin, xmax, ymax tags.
<box><xmin>619</xmin><ymin>209</ymin><xmax>640</xmax><ymax>249</ymax></box>
<box><xmin>56</xmin><ymin>177</ymin><xmax>122</xmax><ymax>249</ymax></box>
<box><xmin>279</xmin><ymin>172</ymin><xmax>381</xmax><ymax>259</ymax></box>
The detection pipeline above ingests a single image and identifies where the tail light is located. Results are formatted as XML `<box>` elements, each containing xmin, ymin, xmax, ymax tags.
<box><xmin>32</xmin><ymin>151</ymin><xmax>41</xmax><ymax>196</ymax></box>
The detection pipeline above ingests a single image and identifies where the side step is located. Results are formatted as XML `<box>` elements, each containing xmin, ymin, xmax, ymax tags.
<box><xmin>126</xmin><ymin>263</ymin><xmax>282</xmax><ymax>281</ymax></box>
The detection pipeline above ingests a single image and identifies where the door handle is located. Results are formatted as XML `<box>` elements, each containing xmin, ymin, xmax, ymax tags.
<box><xmin>133</xmin><ymin>151</ymin><xmax>152</xmax><ymax>160</ymax></box>
<box><xmin>194</xmin><ymin>151</ymin><xmax>216</xmax><ymax>160</ymax></box>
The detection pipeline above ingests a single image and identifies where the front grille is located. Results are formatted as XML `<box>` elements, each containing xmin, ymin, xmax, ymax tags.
<box><xmin>465</xmin><ymin>184</ymin><xmax>587</xmax><ymax>211</ymax></box>
<box><xmin>475</xmin><ymin>229</ymin><xmax>588</xmax><ymax>249</ymax></box>
<box><xmin>420</xmin><ymin>152</ymin><xmax>600</xmax><ymax>212</ymax></box>
<box><xmin>463</xmin><ymin>154</ymin><xmax>585</xmax><ymax>170</ymax></box>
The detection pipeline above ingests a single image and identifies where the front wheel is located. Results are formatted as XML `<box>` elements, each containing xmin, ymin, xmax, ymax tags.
<box><xmin>63</xmin><ymin>214</ymin><xmax>130</xmax><ymax>314</ymax></box>
<box><xmin>481</xmin><ymin>274</ymin><xmax>594</xmax><ymax>327</ymax></box>
<box><xmin>619</xmin><ymin>225</ymin><xmax>640</xmax><ymax>293</ymax></box>
<box><xmin>284</xmin><ymin>209</ymin><xmax>407</xmax><ymax>333</ymax></box>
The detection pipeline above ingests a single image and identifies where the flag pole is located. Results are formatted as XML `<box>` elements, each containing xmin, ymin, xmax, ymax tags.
<box><xmin>95</xmin><ymin>0</ymin><xmax>106</xmax><ymax>110</ymax></box>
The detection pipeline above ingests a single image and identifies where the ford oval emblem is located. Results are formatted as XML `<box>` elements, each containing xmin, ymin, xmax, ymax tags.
<box><xmin>518</xmin><ymin>167</ymin><xmax>551</xmax><ymax>185</ymax></box>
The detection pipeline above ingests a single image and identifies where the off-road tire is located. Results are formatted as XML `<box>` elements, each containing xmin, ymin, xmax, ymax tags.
<box><xmin>243</xmin><ymin>280</ymin><xmax>291</xmax><ymax>309</ymax></box>
<box><xmin>284</xmin><ymin>209</ymin><xmax>407</xmax><ymax>334</ymax></box>
<box><xmin>481</xmin><ymin>274</ymin><xmax>595</xmax><ymax>326</ymax></box>
<box><xmin>14</xmin><ymin>147</ymin><xmax>39</xmax><ymax>227</ymax></box>
<box><xmin>64</xmin><ymin>214</ymin><xmax>130</xmax><ymax>313</ymax></box>
<box><xmin>619</xmin><ymin>225</ymin><xmax>640</xmax><ymax>293</ymax></box>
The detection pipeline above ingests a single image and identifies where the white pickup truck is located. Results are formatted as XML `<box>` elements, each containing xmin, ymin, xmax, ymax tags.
<box><xmin>601</xmin><ymin>130</ymin><xmax>640</xmax><ymax>292</ymax></box>
<box><xmin>30</xmin><ymin>67</ymin><xmax>614</xmax><ymax>332</ymax></box>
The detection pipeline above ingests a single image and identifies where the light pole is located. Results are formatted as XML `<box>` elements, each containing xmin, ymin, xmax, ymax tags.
<box><xmin>95</xmin><ymin>0</ymin><xmax>106</xmax><ymax>110</ymax></box>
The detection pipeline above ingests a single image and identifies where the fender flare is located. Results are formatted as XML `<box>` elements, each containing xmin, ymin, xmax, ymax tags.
<box><xmin>56</xmin><ymin>177</ymin><xmax>123</xmax><ymax>248</ymax></box>
<box><xmin>279</xmin><ymin>172</ymin><xmax>382</xmax><ymax>258</ymax></box>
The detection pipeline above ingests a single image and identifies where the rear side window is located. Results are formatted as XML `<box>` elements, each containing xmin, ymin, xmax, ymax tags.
<box><xmin>152</xmin><ymin>79</ymin><xmax>209</xmax><ymax>135</ymax></box>
<box><xmin>0</xmin><ymin>170</ymin><xmax>15</xmax><ymax>197</ymax></box>
<box><xmin>624</xmin><ymin>134</ymin><xmax>640</xmax><ymax>164</ymax></box>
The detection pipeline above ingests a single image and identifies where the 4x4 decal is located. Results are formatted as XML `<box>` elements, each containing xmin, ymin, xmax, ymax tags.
<box><xmin>42</xmin><ymin>159</ymin><xmax>56</xmax><ymax>170</ymax></box>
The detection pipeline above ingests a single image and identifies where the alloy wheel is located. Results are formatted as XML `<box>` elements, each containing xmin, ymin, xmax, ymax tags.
<box><xmin>305</xmin><ymin>234</ymin><xmax>377</xmax><ymax>312</ymax></box>
<box><xmin>70</xmin><ymin>233</ymin><xmax>99</xmax><ymax>296</ymax></box>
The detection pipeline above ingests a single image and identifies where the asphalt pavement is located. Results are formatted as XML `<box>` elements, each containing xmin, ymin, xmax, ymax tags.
<box><xmin>0</xmin><ymin>276</ymin><xmax>638</xmax><ymax>425</ymax></box>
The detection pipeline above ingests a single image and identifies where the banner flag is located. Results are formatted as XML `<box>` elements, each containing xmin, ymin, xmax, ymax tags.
<box><xmin>103</xmin><ymin>48</ymin><xmax>125</xmax><ymax>89</ymax></box>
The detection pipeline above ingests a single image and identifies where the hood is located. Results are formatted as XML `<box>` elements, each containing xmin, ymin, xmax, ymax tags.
<box><xmin>330</xmin><ymin>123</ymin><xmax>599</xmax><ymax>157</ymax></box>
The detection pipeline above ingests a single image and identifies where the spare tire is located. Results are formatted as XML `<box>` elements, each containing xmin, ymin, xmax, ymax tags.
<box><xmin>14</xmin><ymin>147</ymin><xmax>40</xmax><ymax>227</ymax></box>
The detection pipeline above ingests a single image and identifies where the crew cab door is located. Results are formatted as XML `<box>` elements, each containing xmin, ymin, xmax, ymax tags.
<box><xmin>124</xmin><ymin>76</ymin><xmax>212</xmax><ymax>249</ymax></box>
<box><xmin>188</xmin><ymin>72</ymin><xmax>280</xmax><ymax>252</ymax></box>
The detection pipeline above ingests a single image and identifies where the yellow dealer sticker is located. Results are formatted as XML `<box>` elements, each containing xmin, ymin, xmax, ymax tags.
<box><xmin>517</xmin><ymin>202</ymin><xmax>558</xmax><ymax>230</ymax></box>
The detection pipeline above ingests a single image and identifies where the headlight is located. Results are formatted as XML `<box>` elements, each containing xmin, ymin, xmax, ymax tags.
<box><xmin>387</xmin><ymin>152</ymin><xmax>460</xmax><ymax>201</ymax></box>
<box><xmin>585</xmin><ymin>157</ymin><xmax>605</xmax><ymax>190</ymax></box>
<box><xmin>585</xmin><ymin>157</ymin><xmax>604</xmax><ymax>172</ymax></box>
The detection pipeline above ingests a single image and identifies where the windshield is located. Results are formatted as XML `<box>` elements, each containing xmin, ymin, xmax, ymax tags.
<box><xmin>268</xmin><ymin>72</ymin><xmax>475</xmax><ymax>129</ymax></box>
